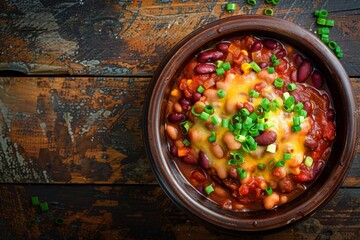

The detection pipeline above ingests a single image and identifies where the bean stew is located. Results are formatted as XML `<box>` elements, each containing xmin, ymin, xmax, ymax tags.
<box><xmin>165</xmin><ymin>35</ymin><xmax>336</xmax><ymax>211</ymax></box>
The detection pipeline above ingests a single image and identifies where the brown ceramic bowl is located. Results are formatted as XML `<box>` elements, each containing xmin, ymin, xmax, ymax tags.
<box><xmin>143</xmin><ymin>15</ymin><xmax>358</xmax><ymax>232</ymax></box>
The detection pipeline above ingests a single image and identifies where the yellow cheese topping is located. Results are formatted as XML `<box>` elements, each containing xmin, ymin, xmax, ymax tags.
<box><xmin>189</xmin><ymin>71</ymin><xmax>309</xmax><ymax>183</ymax></box>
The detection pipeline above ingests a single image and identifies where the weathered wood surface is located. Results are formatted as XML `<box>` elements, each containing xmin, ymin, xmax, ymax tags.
<box><xmin>0</xmin><ymin>77</ymin><xmax>359</xmax><ymax>184</ymax></box>
<box><xmin>0</xmin><ymin>0</ymin><xmax>360</xmax><ymax>76</ymax></box>
<box><xmin>0</xmin><ymin>185</ymin><xmax>359</xmax><ymax>240</ymax></box>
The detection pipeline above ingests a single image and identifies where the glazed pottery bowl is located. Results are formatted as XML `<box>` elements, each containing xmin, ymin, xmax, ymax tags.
<box><xmin>143</xmin><ymin>15</ymin><xmax>358</xmax><ymax>232</ymax></box>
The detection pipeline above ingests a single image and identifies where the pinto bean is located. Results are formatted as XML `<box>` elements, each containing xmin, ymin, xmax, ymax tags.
<box><xmin>297</xmin><ymin>59</ymin><xmax>313</xmax><ymax>83</ymax></box>
<box><xmin>173</xmin><ymin>102</ymin><xmax>182</xmax><ymax>113</ymax></box>
<box><xmin>211</xmin><ymin>142</ymin><xmax>224</xmax><ymax>159</ymax></box>
<box><xmin>166</xmin><ymin>125</ymin><xmax>178</xmax><ymax>140</ymax></box>
<box><xmin>254</xmin><ymin>130</ymin><xmax>277</xmax><ymax>146</ymax></box>
<box><xmin>217</xmin><ymin>42</ymin><xmax>230</xmax><ymax>52</ymax></box>
<box><xmin>257</xmin><ymin>69</ymin><xmax>276</xmax><ymax>83</ymax></box>
<box><xmin>262</xmin><ymin>39</ymin><xmax>277</xmax><ymax>49</ymax></box>
<box><xmin>305</xmin><ymin>136</ymin><xmax>318</xmax><ymax>150</ymax></box>
<box><xmin>272</xmin><ymin>166</ymin><xmax>287</xmax><ymax>179</ymax></box>
<box><xmin>195</xmin><ymin>63</ymin><xmax>216</xmax><ymax>74</ymax></box>
<box><xmin>198</xmin><ymin>50</ymin><xmax>224</xmax><ymax>62</ymax></box>
<box><xmin>199</xmin><ymin>150</ymin><xmax>210</xmax><ymax>169</ymax></box>
<box><xmin>215</xmin><ymin>163</ymin><xmax>228</xmax><ymax>179</ymax></box>
<box><xmin>214</xmin><ymin>186</ymin><xmax>228</xmax><ymax>197</ymax></box>
<box><xmin>167</xmin><ymin>113</ymin><xmax>186</xmax><ymax>123</ymax></box>
<box><xmin>277</xmin><ymin>176</ymin><xmax>295</xmax><ymax>193</ymax></box>
<box><xmin>311</xmin><ymin>70</ymin><xmax>323</xmax><ymax>88</ymax></box>
<box><xmin>188</xmin><ymin>127</ymin><xmax>201</xmax><ymax>143</ymax></box>
<box><xmin>264</xmin><ymin>192</ymin><xmax>280</xmax><ymax>210</ymax></box>
<box><xmin>223</xmin><ymin>132</ymin><xmax>242</xmax><ymax>150</ymax></box>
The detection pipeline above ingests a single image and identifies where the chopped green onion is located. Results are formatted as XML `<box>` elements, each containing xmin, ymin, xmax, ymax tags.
<box><xmin>336</xmin><ymin>52</ymin><xmax>343</xmax><ymax>59</ymax></box>
<box><xmin>183</xmin><ymin>139</ymin><xmax>190</xmax><ymax>146</ymax></box>
<box><xmin>249</xmin><ymin>89</ymin><xmax>260</xmax><ymax>98</ymax></box>
<box><xmin>299</xmin><ymin>116</ymin><xmax>305</xmax><ymax>123</ymax></box>
<box><xmin>257</xmin><ymin>117</ymin><xmax>265</xmax><ymax>124</ymax></box>
<box><xmin>240</xmin><ymin>170</ymin><xmax>247</xmax><ymax>179</ymax></box>
<box><xmin>317</xmin><ymin>18</ymin><xmax>326</xmax><ymax>25</ymax></box>
<box><xmin>246</xmin><ymin>135</ymin><xmax>255</xmax><ymax>145</ymax></box>
<box><xmin>235</xmin><ymin>123</ymin><xmax>242</xmax><ymax>130</ymax></box>
<box><xmin>200</xmin><ymin>111</ymin><xmax>210</xmax><ymax>121</ymax></box>
<box><xmin>217</xmin><ymin>89</ymin><xmax>226</xmax><ymax>98</ymax></box>
<box><xmin>275</xmin><ymin>160</ymin><xmax>285</xmax><ymax>167</ymax></box>
<box><xmin>273</xmin><ymin>59</ymin><xmax>280</xmax><ymax>66</ymax></box>
<box><xmin>231</xmin><ymin>151</ymin><xmax>244</xmax><ymax>162</ymax></box>
<box><xmin>249</xmin><ymin>112</ymin><xmax>258</xmax><ymax>122</ymax></box>
<box><xmin>264</xmin><ymin>8</ymin><xmax>274</xmax><ymax>16</ymax></box>
<box><xmin>287</xmin><ymin>83</ymin><xmax>297</xmax><ymax>91</ymax></box>
<box><xmin>216</xmin><ymin>60</ymin><xmax>224</xmax><ymax>68</ymax></box>
<box><xmin>222</xmin><ymin>119</ymin><xmax>229</xmax><ymax>128</ymax></box>
<box><xmin>249</xmin><ymin>141</ymin><xmax>257</xmax><ymax>151</ymax></box>
<box><xmin>40</xmin><ymin>202</ymin><xmax>49</xmax><ymax>212</ymax></box>
<box><xmin>271</xmin><ymin>0</ymin><xmax>279</xmax><ymax>4</ymax></box>
<box><xmin>264</xmin><ymin>121</ymin><xmax>274</xmax><ymax>129</ymax></box>
<box><xmin>299</xmin><ymin>109</ymin><xmax>307</xmax><ymax>117</ymax></box>
<box><xmin>266</xmin><ymin>186</ymin><xmax>273</xmax><ymax>195</ymax></box>
<box><xmin>282</xmin><ymin>92</ymin><xmax>290</xmax><ymax>101</ymax></box>
<box><xmin>274</xmin><ymin>78</ymin><xmax>284</xmax><ymax>88</ymax></box>
<box><xmin>264</xmin><ymin>111</ymin><xmax>272</xmax><ymax>120</ymax></box>
<box><xmin>243</xmin><ymin>122</ymin><xmax>253</xmax><ymax>130</ymax></box>
<box><xmin>294</xmin><ymin>102</ymin><xmax>304</xmax><ymax>112</ymax></box>
<box><xmin>273</xmin><ymin>98</ymin><xmax>282</xmax><ymax>107</ymax></box>
<box><xmin>326</xmin><ymin>19</ymin><xmax>335</xmax><ymax>27</ymax></box>
<box><xmin>205</xmin><ymin>184</ymin><xmax>215</xmax><ymax>195</ymax></box>
<box><xmin>229</xmin><ymin>124</ymin><xmax>235</xmax><ymax>132</ymax></box>
<box><xmin>31</xmin><ymin>196</ymin><xmax>40</xmax><ymax>206</ymax></box>
<box><xmin>208</xmin><ymin>137</ymin><xmax>216</xmax><ymax>143</ymax></box>
<box><xmin>265</xmin><ymin>0</ymin><xmax>272</xmax><ymax>3</ymax></box>
<box><xmin>241</xmin><ymin>108</ymin><xmax>250</xmax><ymax>116</ymax></box>
<box><xmin>261</xmin><ymin>98</ymin><xmax>271</xmax><ymax>111</ymax></box>
<box><xmin>321</xmin><ymin>35</ymin><xmax>329</xmax><ymax>44</ymax></box>
<box><xmin>247</xmin><ymin>0</ymin><xmax>256</xmax><ymax>5</ymax></box>
<box><xmin>226</xmin><ymin>3</ymin><xmax>236</xmax><ymax>12</ymax></box>
<box><xmin>314</xmin><ymin>10</ymin><xmax>320</xmax><ymax>16</ymax></box>
<box><xmin>305</xmin><ymin>156</ymin><xmax>314</xmax><ymax>167</ymax></box>
<box><xmin>267</xmin><ymin>159</ymin><xmax>276</xmax><ymax>170</ymax></box>
<box><xmin>179</xmin><ymin>121</ymin><xmax>190</xmax><ymax>135</ymax></box>
<box><xmin>242</xmin><ymin>142</ymin><xmax>250</xmax><ymax>153</ymax></box>
<box><xmin>257</xmin><ymin>123</ymin><xmax>265</xmax><ymax>131</ymax></box>
<box><xmin>197</xmin><ymin>85</ymin><xmax>205</xmax><ymax>93</ymax></box>
<box><xmin>258</xmin><ymin>163</ymin><xmax>265</xmax><ymax>170</ymax></box>
<box><xmin>284</xmin><ymin>96</ymin><xmax>295</xmax><ymax>108</ymax></box>
<box><xmin>328</xmin><ymin>41</ymin><xmax>337</xmax><ymax>50</ymax></box>
<box><xmin>268</xmin><ymin>67</ymin><xmax>275</xmax><ymax>74</ymax></box>
<box><xmin>216</xmin><ymin>67</ymin><xmax>225</xmax><ymax>75</ymax></box>
<box><xmin>319</xmin><ymin>9</ymin><xmax>328</xmax><ymax>18</ymax></box>
<box><xmin>283</xmin><ymin>153</ymin><xmax>291</xmax><ymax>160</ymax></box>
<box><xmin>237</xmin><ymin>167</ymin><xmax>244</xmax><ymax>174</ymax></box>
<box><xmin>250</xmin><ymin>61</ymin><xmax>261</xmax><ymax>72</ymax></box>
<box><xmin>235</xmin><ymin>135</ymin><xmax>246</xmax><ymax>142</ymax></box>
<box><xmin>191</xmin><ymin>104</ymin><xmax>204</xmax><ymax>116</ymax></box>
<box><xmin>204</xmin><ymin>105</ymin><xmax>214</xmax><ymax>114</ymax></box>
<box><xmin>270</xmin><ymin>54</ymin><xmax>277</xmax><ymax>63</ymax></box>
<box><xmin>292</xmin><ymin>125</ymin><xmax>302</xmax><ymax>132</ymax></box>
<box><xmin>266</xmin><ymin>144</ymin><xmax>277</xmax><ymax>153</ymax></box>
<box><xmin>245</xmin><ymin>116</ymin><xmax>253</xmax><ymax>124</ymax></box>
<box><xmin>335</xmin><ymin>46</ymin><xmax>342</xmax><ymax>53</ymax></box>
<box><xmin>293</xmin><ymin>116</ymin><xmax>300</xmax><ymax>126</ymax></box>
<box><xmin>211</xmin><ymin>115</ymin><xmax>220</xmax><ymax>125</ymax></box>
<box><xmin>319</xmin><ymin>27</ymin><xmax>330</xmax><ymax>35</ymax></box>
<box><xmin>223</xmin><ymin>62</ymin><xmax>231</xmax><ymax>70</ymax></box>
<box><xmin>249</xmin><ymin>128</ymin><xmax>259</xmax><ymax>137</ymax></box>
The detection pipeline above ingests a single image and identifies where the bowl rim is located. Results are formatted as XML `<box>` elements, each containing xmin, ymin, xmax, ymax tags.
<box><xmin>143</xmin><ymin>15</ymin><xmax>358</xmax><ymax>232</ymax></box>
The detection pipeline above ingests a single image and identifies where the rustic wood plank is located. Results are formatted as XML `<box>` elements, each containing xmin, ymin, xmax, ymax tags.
<box><xmin>0</xmin><ymin>77</ymin><xmax>359</xmax><ymax>184</ymax></box>
<box><xmin>0</xmin><ymin>0</ymin><xmax>359</xmax><ymax>76</ymax></box>
<box><xmin>0</xmin><ymin>185</ymin><xmax>359</xmax><ymax>239</ymax></box>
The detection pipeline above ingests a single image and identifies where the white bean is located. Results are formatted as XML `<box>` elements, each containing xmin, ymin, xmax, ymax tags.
<box><xmin>166</xmin><ymin>125</ymin><xmax>178</xmax><ymax>140</ymax></box>
<box><xmin>210</xmin><ymin>142</ymin><xmax>224</xmax><ymax>158</ymax></box>
<box><xmin>215</xmin><ymin>163</ymin><xmax>228</xmax><ymax>179</ymax></box>
<box><xmin>263</xmin><ymin>192</ymin><xmax>280</xmax><ymax>210</ymax></box>
<box><xmin>203</xmin><ymin>89</ymin><xmax>219</xmax><ymax>103</ymax></box>
<box><xmin>173</xmin><ymin>102</ymin><xmax>183</xmax><ymax>113</ymax></box>
<box><xmin>272</xmin><ymin>166</ymin><xmax>287</xmax><ymax>179</ymax></box>
<box><xmin>188</xmin><ymin>127</ymin><xmax>201</xmax><ymax>143</ymax></box>
<box><xmin>223</xmin><ymin>132</ymin><xmax>241</xmax><ymax>150</ymax></box>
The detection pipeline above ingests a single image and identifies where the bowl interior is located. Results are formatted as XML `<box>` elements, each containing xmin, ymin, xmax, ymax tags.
<box><xmin>145</xmin><ymin>15</ymin><xmax>357</xmax><ymax>231</ymax></box>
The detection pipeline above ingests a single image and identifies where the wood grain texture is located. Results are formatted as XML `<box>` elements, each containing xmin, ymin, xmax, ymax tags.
<box><xmin>0</xmin><ymin>77</ymin><xmax>359</xmax><ymax>184</ymax></box>
<box><xmin>0</xmin><ymin>0</ymin><xmax>359</xmax><ymax>76</ymax></box>
<box><xmin>0</xmin><ymin>185</ymin><xmax>359</xmax><ymax>240</ymax></box>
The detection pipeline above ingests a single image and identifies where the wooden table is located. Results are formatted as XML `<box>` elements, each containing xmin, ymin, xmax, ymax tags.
<box><xmin>0</xmin><ymin>0</ymin><xmax>359</xmax><ymax>239</ymax></box>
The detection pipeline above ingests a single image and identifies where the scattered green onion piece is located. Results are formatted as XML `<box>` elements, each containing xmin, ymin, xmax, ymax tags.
<box><xmin>268</xmin><ymin>67</ymin><xmax>275</xmax><ymax>74</ymax></box>
<box><xmin>247</xmin><ymin>0</ymin><xmax>256</xmax><ymax>5</ymax></box>
<box><xmin>231</xmin><ymin>151</ymin><xmax>244</xmax><ymax>162</ymax></box>
<box><xmin>200</xmin><ymin>111</ymin><xmax>210</xmax><ymax>121</ymax></box>
<box><xmin>282</xmin><ymin>92</ymin><xmax>290</xmax><ymax>101</ymax></box>
<box><xmin>265</xmin><ymin>0</ymin><xmax>272</xmax><ymax>3</ymax></box>
<box><xmin>294</xmin><ymin>102</ymin><xmax>304</xmax><ymax>112</ymax></box>
<box><xmin>216</xmin><ymin>67</ymin><xmax>225</xmax><ymax>75</ymax></box>
<box><xmin>264</xmin><ymin>111</ymin><xmax>272</xmax><ymax>120</ymax></box>
<box><xmin>299</xmin><ymin>116</ymin><xmax>305</xmax><ymax>123</ymax></box>
<box><xmin>320</xmin><ymin>27</ymin><xmax>330</xmax><ymax>35</ymax></box>
<box><xmin>229</xmin><ymin>124</ymin><xmax>235</xmax><ymax>132</ymax></box>
<box><xmin>271</xmin><ymin>0</ymin><xmax>279</xmax><ymax>4</ymax></box>
<box><xmin>325</xmin><ymin>19</ymin><xmax>335</xmax><ymax>27</ymax></box>
<box><xmin>31</xmin><ymin>196</ymin><xmax>40</xmax><ymax>206</ymax></box>
<box><xmin>293</xmin><ymin>116</ymin><xmax>300</xmax><ymax>126</ymax></box>
<box><xmin>328</xmin><ymin>41</ymin><xmax>337</xmax><ymax>50</ymax></box>
<box><xmin>336</xmin><ymin>52</ymin><xmax>343</xmax><ymax>59</ymax></box>
<box><xmin>246</xmin><ymin>135</ymin><xmax>255</xmax><ymax>145</ymax></box>
<box><xmin>321</xmin><ymin>35</ymin><xmax>329</xmax><ymax>44</ymax></box>
<box><xmin>314</xmin><ymin>10</ymin><xmax>320</xmax><ymax>17</ymax></box>
<box><xmin>211</xmin><ymin>115</ymin><xmax>220</xmax><ymax>125</ymax></box>
<box><xmin>250</xmin><ymin>61</ymin><xmax>261</xmax><ymax>72</ymax></box>
<box><xmin>335</xmin><ymin>46</ymin><xmax>342</xmax><ymax>54</ymax></box>
<box><xmin>235</xmin><ymin>135</ymin><xmax>246</xmax><ymax>143</ymax></box>
<box><xmin>317</xmin><ymin>18</ymin><xmax>326</xmax><ymax>26</ymax></box>
<box><xmin>273</xmin><ymin>98</ymin><xmax>282</xmax><ymax>107</ymax></box>
<box><xmin>267</xmin><ymin>159</ymin><xmax>276</xmax><ymax>170</ymax></box>
<box><xmin>249</xmin><ymin>112</ymin><xmax>258</xmax><ymax>122</ymax></box>
<box><xmin>319</xmin><ymin>9</ymin><xmax>328</xmax><ymax>18</ymax></box>
<box><xmin>283</xmin><ymin>153</ymin><xmax>291</xmax><ymax>160</ymax></box>
<box><xmin>223</xmin><ymin>62</ymin><xmax>231</xmax><ymax>70</ymax></box>
<box><xmin>191</xmin><ymin>104</ymin><xmax>204</xmax><ymax>117</ymax></box>
<box><xmin>183</xmin><ymin>139</ymin><xmax>190</xmax><ymax>146</ymax></box>
<box><xmin>204</xmin><ymin>105</ymin><xmax>214</xmax><ymax>114</ymax></box>
<box><xmin>249</xmin><ymin>128</ymin><xmax>259</xmax><ymax>137</ymax></box>
<box><xmin>226</xmin><ymin>3</ymin><xmax>236</xmax><ymax>12</ymax></box>
<box><xmin>305</xmin><ymin>156</ymin><xmax>314</xmax><ymax>167</ymax></box>
<box><xmin>292</xmin><ymin>125</ymin><xmax>302</xmax><ymax>132</ymax></box>
<box><xmin>222</xmin><ymin>119</ymin><xmax>229</xmax><ymax>128</ymax></box>
<box><xmin>197</xmin><ymin>85</ymin><xmax>205</xmax><ymax>93</ymax></box>
<box><xmin>275</xmin><ymin>160</ymin><xmax>286</xmax><ymax>167</ymax></box>
<box><xmin>257</xmin><ymin>117</ymin><xmax>265</xmax><ymax>124</ymax></box>
<box><xmin>264</xmin><ymin>8</ymin><xmax>274</xmax><ymax>16</ymax></box>
<box><xmin>245</xmin><ymin>116</ymin><xmax>253</xmax><ymax>124</ymax></box>
<box><xmin>241</xmin><ymin>108</ymin><xmax>250</xmax><ymax>116</ymax></box>
<box><xmin>179</xmin><ymin>121</ymin><xmax>190</xmax><ymax>135</ymax></box>
<box><xmin>216</xmin><ymin>60</ymin><xmax>224</xmax><ymax>68</ymax></box>
<box><xmin>40</xmin><ymin>202</ymin><xmax>49</xmax><ymax>212</ymax></box>
<box><xmin>287</xmin><ymin>83</ymin><xmax>297</xmax><ymax>91</ymax></box>
<box><xmin>274</xmin><ymin>78</ymin><xmax>284</xmax><ymax>88</ymax></box>
<box><xmin>273</xmin><ymin>59</ymin><xmax>280</xmax><ymax>66</ymax></box>
<box><xmin>240</xmin><ymin>129</ymin><xmax>248</xmax><ymax>136</ymax></box>
<box><xmin>240</xmin><ymin>170</ymin><xmax>247</xmax><ymax>179</ymax></box>
<box><xmin>264</xmin><ymin>121</ymin><xmax>274</xmax><ymax>129</ymax></box>
<box><xmin>270</xmin><ymin>54</ymin><xmax>277</xmax><ymax>62</ymax></box>
<box><xmin>55</xmin><ymin>218</ymin><xmax>65</xmax><ymax>225</ymax></box>
<box><xmin>258</xmin><ymin>163</ymin><xmax>265</xmax><ymax>170</ymax></box>
<box><xmin>242</xmin><ymin>142</ymin><xmax>250</xmax><ymax>153</ymax></box>
<box><xmin>249</xmin><ymin>89</ymin><xmax>260</xmax><ymax>98</ymax></box>
<box><xmin>217</xmin><ymin>89</ymin><xmax>226</xmax><ymax>98</ymax></box>
<box><xmin>243</xmin><ymin>122</ymin><xmax>253</xmax><ymax>130</ymax></box>
<box><xmin>205</xmin><ymin>184</ymin><xmax>215</xmax><ymax>195</ymax></box>
<box><xmin>266</xmin><ymin>186</ymin><xmax>273</xmax><ymax>195</ymax></box>
<box><xmin>257</xmin><ymin>123</ymin><xmax>265</xmax><ymax>131</ymax></box>
<box><xmin>235</xmin><ymin>123</ymin><xmax>242</xmax><ymax>130</ymax></box>
<box><xmin>249</xmin><ymin>141</ymin><xmax>257</xmax><ymax>151</ymax></box>
<box><xmin>261</xmin><ymin>98</ymin><xmax>271</xmax><ymax>111</ymax></box>
<box><xmin>237</xmin><ymin>167</ymin><xmax>244</xmax><ymax>174</ymax></box>
<box><xmin>284</xmin><ymin>96</ymin><xmax>295</xmax><ymax>108</ymax></box>
<box><xmin>299</xmin><ymin>109</ymin><xmax>307</xmax><ymax>117</ymax></box>
<box><xmin>208</xmin><ymin>136</ymin><xmax>216</xmax><ymax>143</ymax></box>
<box><xmin>266</xmin><ymin>144</ymin><xmax>277</xmax><ymax>153</ymax></box>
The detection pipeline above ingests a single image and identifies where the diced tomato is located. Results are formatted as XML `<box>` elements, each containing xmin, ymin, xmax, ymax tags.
<box><xmin>243</xmin><ymin>102</ymin><xmax>254</xmax><ymax>113</ymax></box>
<box><xmin>190</xmin><ymin>170</ymin><xmax>207</xmax><ymax>185</ymax></box>
<box><xmin>294</xmin><ymin>164</ymin><xmax>313</xmax><ymax>182</ymax></box>
<box><xmin>239</xmin><ymin>184</ymin><xmax>250</xmax><ymax>196</ymax></box>
<box><xmin>183</xmin><ymin>60</ymin><xmax>197</xmax><ymax>78</ymax></box>
<box><xmin>275</xmin><ymin>59</ymin><xmax>289</xmax><ymax>73</ymax></box>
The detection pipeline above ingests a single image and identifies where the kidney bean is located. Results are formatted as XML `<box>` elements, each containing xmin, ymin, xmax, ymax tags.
<box><xmin>297</xmin><ymin>59</ymin><xmax>313</xmax><ymax>83</ymax></box>
<box><xmin>179</xmin><ymin>98</ymin><xmax>191</xmax><ymax>109</ymax></box>
<box><xmin>181</xmin><ymin>153</ymin><xmax>198</xmax><ymax>165</ymax></box>
<box><xmin>258</xmin><ymin>62</ymin><xmax>268</xmax><ymax>69</ymax></box>
<box><xmin>195</xmin><ymin>63</ymin><xmax>216</xmax><ymax>74</ymax></box>
<box><xmin>167</xmin><ymin>113</ymin><xmax>186</xmax><ymax>123</ymax></box>
<box><xmin>254</xmin><ymin>130</ymin><xmax>277</xmax><ymax>146</ymax></box>
<box><xmin>326</xmin><ymin>109</ymin><xmax>335</xmax><ymax>121</ymax></box>
<box><xmin>303</xmin><ymin>101</ymin><xmax>312</xmax><ymax>114</ymax></box>
<box><xmin>192</xmin><ymin>92</ymin><xmax>201</xmax><ymax>103</ymax></box>
<box><xmin>313</xmin><ymin>160</ymin><xmax>325</xmax><ymax>177</ymax></box>
<box><xmin>170</xmin><ymin>145</ymin><xmax>178</xmax><ymax>157</ymax></box>
<box><xmin>275</xmin><ymin>49</ymin><xmax>286</xmax><ymax>59</ymax></box>
<box><xmin>290</xmin><ymin>69</ymin><xmax>297</xmax><ymax>82</ymax></box>
<box><xmin>198</xmin><ymin>50</ymin><xmax>224</xmax><ymax>62</ymax></box>
<box><xmin>311</xmin><ymin>70</ymin><xmax>323</xmax><ymax>89</ymax></box>
<box><xmin>211</xmin><ymin>142</ymin><xmax>224</xmax><ymax>158</ymax></box>
<box><xmin>294</xmin><ymin>54</ymin><xmax>304</xmax><ymax>67</ymax></box>
<box><xmin>217</xmin><ymin>42</ymin><xmax>230</xmax><ymax>52</ymax></box>
<box><xmin>199</xmin><ymin>150</ymin><xmax>210</xmax><ymax>169</ymax></box>
<box><xmin>262</xmin><ymin>39</ymin><xmax>277</xmax><ymax>49</ymax></box>
<box><xmin>305</xmin><ymin>136</ymin><xmax>318</xmax><ymax>150</ymax></box>
<box><xmin>251</xmin><ymin>42</ymin><xmax>262</xmax><ymax>52</ymax></box>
